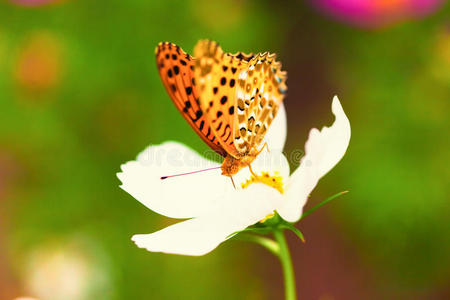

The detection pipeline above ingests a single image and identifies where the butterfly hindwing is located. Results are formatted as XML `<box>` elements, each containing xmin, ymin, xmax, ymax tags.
<box><xmin>155</xmin><ymin>42</ymin><xmax>226</xmax><ymax>156</ymax></box>
<box><xmin>233</xmin><ymin>53</ymin><xmax>287</xmax><ymax>153</ymax></box>
<box><xmin>193</xmin><ymin>40</ymin><xmax>287</xmax><ymax>157</ymax></box>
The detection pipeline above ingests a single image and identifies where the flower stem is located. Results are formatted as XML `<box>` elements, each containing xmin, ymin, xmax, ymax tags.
<box><xmin>273</xmin><ymin>229</ymin><xmax>297</xmax><ymax>300</ymax></box>
<box><xmin>234</xmin><ymin>233</ymin><xmax>280</xmax><ymax>256</ymax></box>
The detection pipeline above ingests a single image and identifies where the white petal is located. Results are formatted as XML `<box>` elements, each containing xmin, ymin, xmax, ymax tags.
<box><xmin>117</xmin><ymin>142</ymin><xmax>233</xmax><ymax>219</ymax></box>
<box><xmin>132</xmin><ymin>184</ymin><xmax>283</xmax><ymax>256</ymax></box>
<box><xmin>278</xmin><ymin>96</ymin><xmax>351</xmax><ymax>222</ymax></box>
<box><xmin>264</xmin><ymin>104</ymin><xmax>287</xmax><ymax>152</ymax></box>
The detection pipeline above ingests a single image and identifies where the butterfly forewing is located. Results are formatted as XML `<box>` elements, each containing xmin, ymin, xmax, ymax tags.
<box><xmin>193</xmin><ymin>40</ymin><xmax>246</xmax><ymax>158</ymax></box>
<box><xmin>155</xmin><ymin>42</ymin><xmax>226</xmax><ymax>156</ymax></box>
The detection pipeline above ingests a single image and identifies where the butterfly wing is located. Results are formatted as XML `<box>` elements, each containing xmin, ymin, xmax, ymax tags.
<box><xmin>193</xmin><ymin>40</ymin><xmax>252</xmax><ymax>158</ymax></box>
<box><xmin>233</xmin><ymin>53</ymin><xmax>287</xmax><ymax>153</ymax></box>
<box><xmin>155</xmin><ymin>42</ymin><xmax>227</xmax><ymax>157</ymax></box>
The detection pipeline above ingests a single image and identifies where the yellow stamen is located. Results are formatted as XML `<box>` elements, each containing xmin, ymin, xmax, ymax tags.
<box><xmin>241</xmin><ymin>171</ymin><xmax>284</xmax><ymax>194</ymax></box>
<box><xmin>259</xmin><ymin>212</ymin><xmax>275</xmax><ymax>223</ymax></box>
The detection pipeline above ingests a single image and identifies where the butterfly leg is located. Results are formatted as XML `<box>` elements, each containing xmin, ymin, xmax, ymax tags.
<box><xmin>248</xmin><ymin>164</ymin><xmax>259</xmax><ymax>178</ymax></box>
<box><xmin>256</xmin><ymin>142</ymin><xmax>270</xmax><ymax>156</ymax></box>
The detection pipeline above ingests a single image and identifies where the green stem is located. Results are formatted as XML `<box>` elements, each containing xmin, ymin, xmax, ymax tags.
<box><xmin>234</xmin><ymin>233</ymin><xmax>280</xmax><ymax>256</ymax></box>
<box><xmin>273</xmin><ymin>229</ymin><xmax>297</xmax><ymax>300</ymax></box>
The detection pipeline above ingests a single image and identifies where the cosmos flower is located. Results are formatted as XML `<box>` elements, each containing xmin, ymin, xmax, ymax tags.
<box><xmin>117</xmin><ymin>96</ymin><xmax>351</xmax><ymax>256</ymax></box>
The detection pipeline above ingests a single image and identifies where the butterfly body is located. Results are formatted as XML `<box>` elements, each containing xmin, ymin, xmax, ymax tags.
<box><xmin>156</xmin><ymin>40</ymin><xmax>287</xmax><ymax>177</ymax></box>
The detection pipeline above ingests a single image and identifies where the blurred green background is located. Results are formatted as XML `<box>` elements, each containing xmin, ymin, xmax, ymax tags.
<box><xmin>0</xmin><ymin>0</ymin><xmax>449</xmax><ymax>299</ymax></box>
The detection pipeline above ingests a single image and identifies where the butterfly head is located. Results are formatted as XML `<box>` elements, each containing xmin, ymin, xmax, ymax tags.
<box><xmin>221</xmin><ymin>154</ymin><xmax>257</xmax><ymax>177</ymax></box>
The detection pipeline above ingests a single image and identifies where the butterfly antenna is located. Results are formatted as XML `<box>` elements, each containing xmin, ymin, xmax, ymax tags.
<box><xmin>230</xmin><ymin>176</ymin><xmax>236</xmax><ymax>189</ymax></box>
<box><xmin>161</xmin><ymin>166</ymin><xmax>221</xmax><ymax>180</ymax></box>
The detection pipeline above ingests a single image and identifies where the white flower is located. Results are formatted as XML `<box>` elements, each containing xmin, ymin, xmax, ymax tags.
<box><xmin>117</xmin><ymin>96</ymin><xmax>351</xmax><ymax>256</ymax></box>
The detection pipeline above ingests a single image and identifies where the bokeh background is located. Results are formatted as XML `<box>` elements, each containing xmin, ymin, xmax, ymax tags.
<box><xmin>0</xmin><ymin>0</ymin><xmax>449</xmax><ymax>299</ymax></box>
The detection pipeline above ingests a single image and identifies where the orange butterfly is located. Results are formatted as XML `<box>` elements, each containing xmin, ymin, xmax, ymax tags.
<box><xmin>155</xmin><ymin>40</ymin><xmax>287</xmax><ymax>177</ymax></box>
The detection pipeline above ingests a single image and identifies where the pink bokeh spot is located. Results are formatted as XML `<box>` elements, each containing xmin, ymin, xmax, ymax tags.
<box><xmin>10</xmin><ymin>0</ymin><xmax>62</xmax><ymax>7</ymax></box>
<box><xmin>311</xmin><ymin>0</ymin><xmax>446</xmax><ymax>27</ymax></box>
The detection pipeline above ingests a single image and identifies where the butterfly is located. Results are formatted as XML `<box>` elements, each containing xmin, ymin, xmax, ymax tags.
<box><xmin>155</xmin><ymin>40</ymin><xmax>287</xmax><ymax>178</ymax></box>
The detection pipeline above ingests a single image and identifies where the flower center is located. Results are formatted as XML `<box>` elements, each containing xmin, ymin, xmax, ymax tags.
<box><xmin>241</xmin><ymin>171</ymin><xmax>284</xmax><ymax>194</ymax></box>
